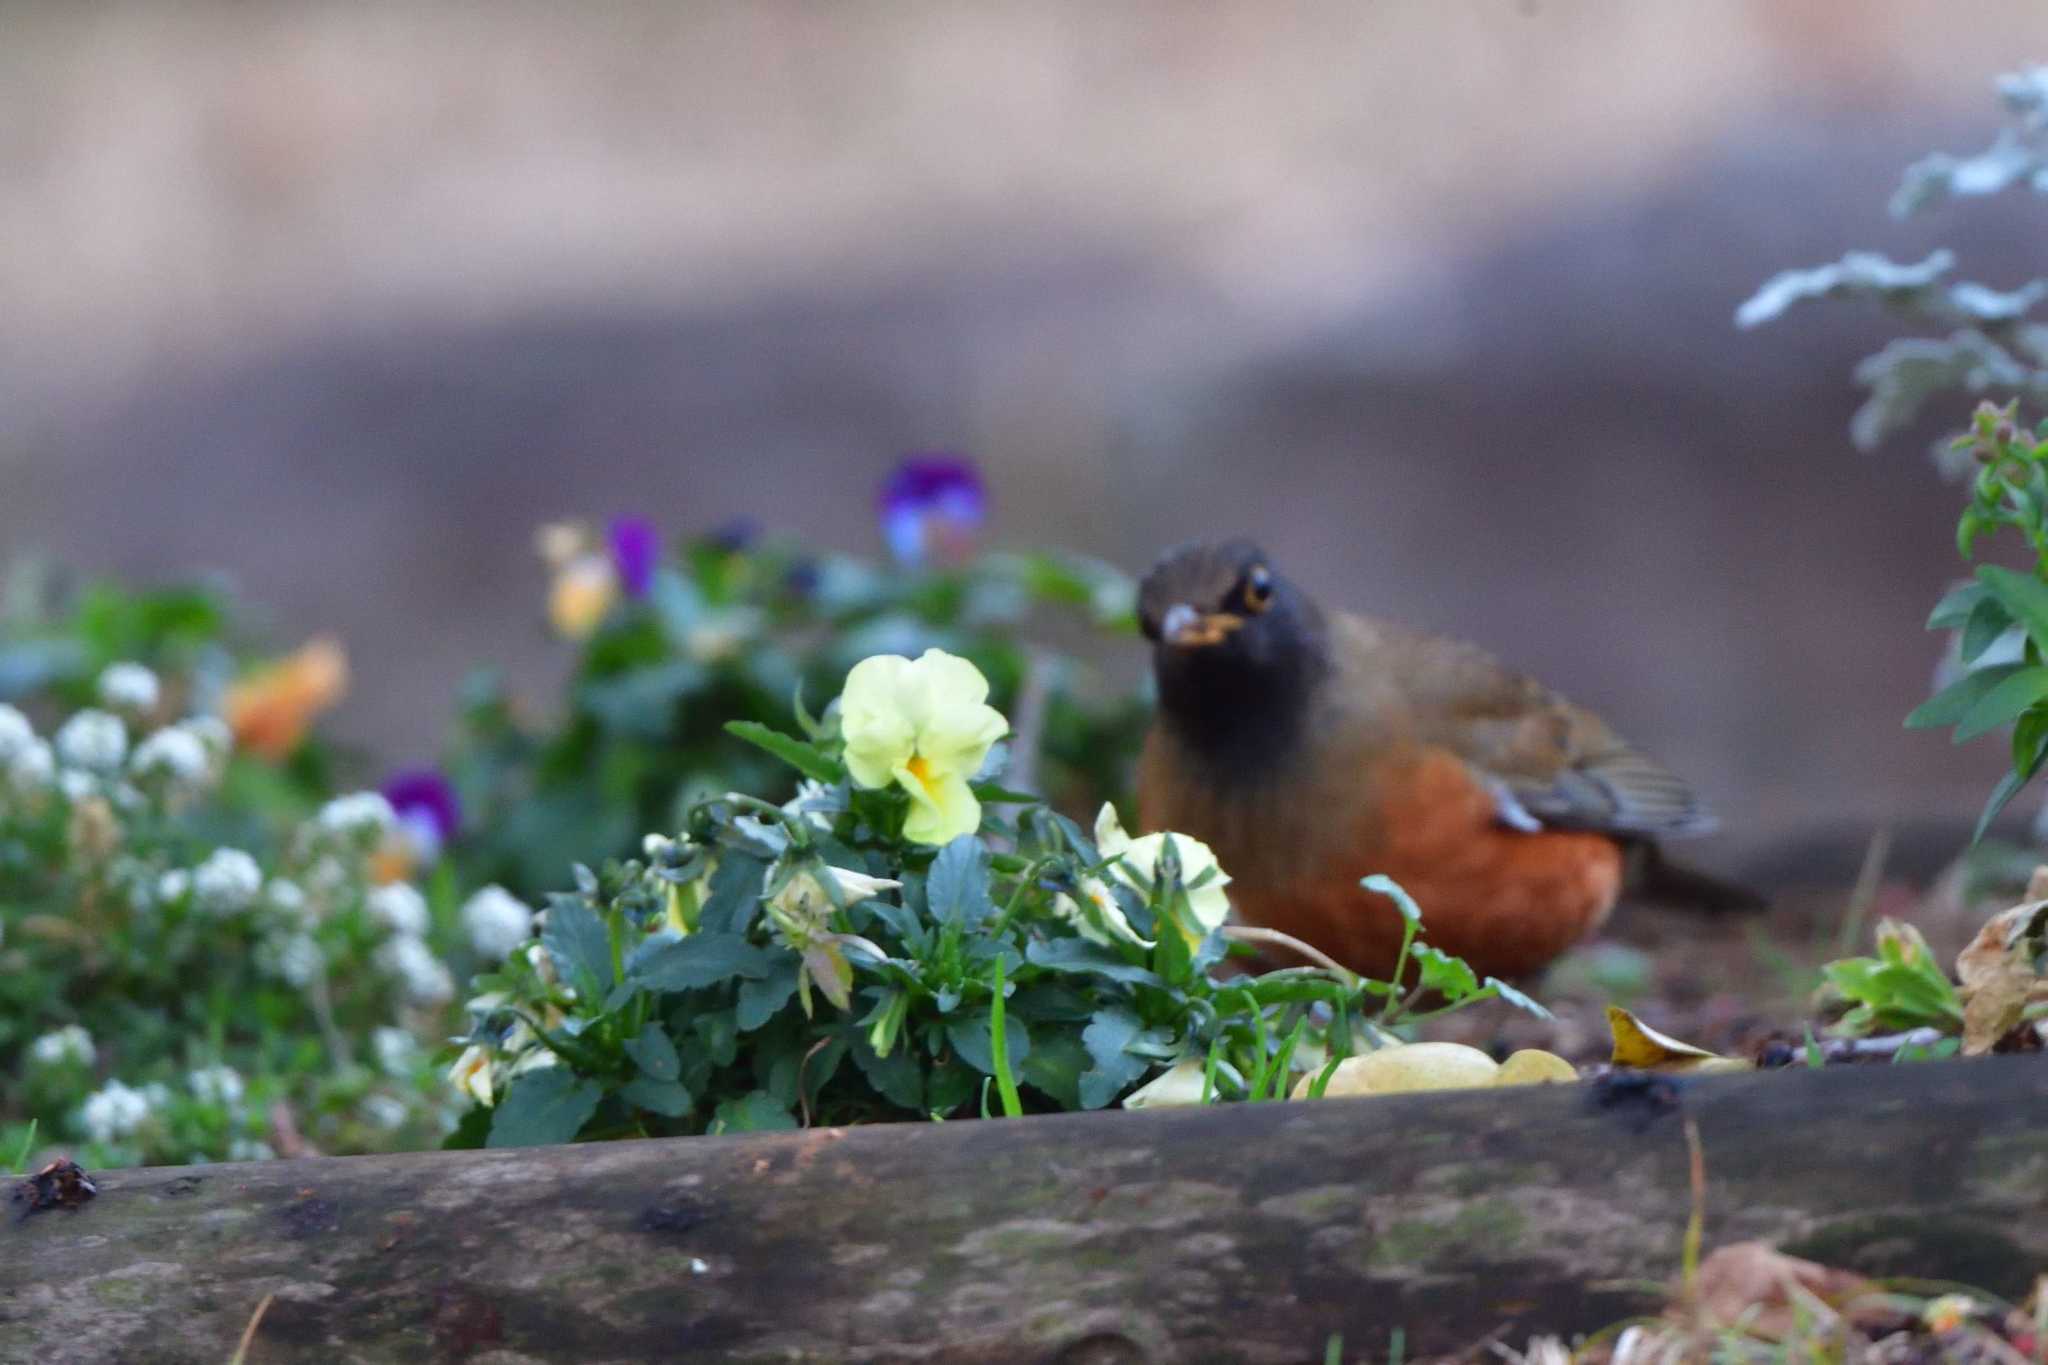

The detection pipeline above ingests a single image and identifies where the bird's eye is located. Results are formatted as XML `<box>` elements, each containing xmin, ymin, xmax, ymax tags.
<box><xmin>1241</xmin><ymin>564</ymin><xmax>1274</xmax><ymax>612</ymax></box>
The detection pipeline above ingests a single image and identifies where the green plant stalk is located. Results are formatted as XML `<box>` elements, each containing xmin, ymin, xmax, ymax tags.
<box><xmin>988</xmin><ymin>956</ymin><xmax>1023</xmax><ymax>1119</ymax></box>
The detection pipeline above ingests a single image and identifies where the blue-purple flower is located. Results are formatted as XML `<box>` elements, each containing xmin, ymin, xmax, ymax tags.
<box><xmin>607</xmin><ymin>517</ymin><xmax>661</xmax><ymax>600</ymax></box>
<box><xmin>376</xmin><ymin>768</ymin><xmax>461</xmax><ymax>881</ymax></box>
<box><xmin>876</xmin><ymin>455</ymin><xmax>986</xmax><ymax>567</ymax></box>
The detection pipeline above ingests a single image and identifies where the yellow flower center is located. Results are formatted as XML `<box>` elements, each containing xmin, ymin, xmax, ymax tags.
<box><xmin>905</xmin><ymin>754</ymin><xmax>939</xmax><ymax>795</ymax></box>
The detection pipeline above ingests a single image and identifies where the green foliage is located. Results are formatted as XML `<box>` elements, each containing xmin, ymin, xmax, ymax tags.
<box><xmin>1905</xmin><ymin>402</ymin><xmax>2048</xmax><ymax>835</ymax></box>
<box><xmin>1817</xmin><ymin>920</ymin><xmax>1964</xmax><ymax>1039</ymax></box>
<box><xmin>1738</xmin><ymin>66</ymin><xmax>2048</xmax><ymax>465</ymax></box>
<box><xmin>443</xmin><ymin>528</ymin><xmax>1150</xmax><ymax>901</ymax></box>
<box><xmin>447</xmin><ymin>672</ymin><xmax>1539</xmax><ymax>1143</ymax></box>
<box><xmin>0</xmin><ymin>671</ymin><xmax>460</xmax><ymax>1167</ymax></box>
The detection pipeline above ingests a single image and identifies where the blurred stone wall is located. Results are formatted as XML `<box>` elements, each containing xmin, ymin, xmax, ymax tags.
<box><xmin>3</xmin><ymin>1</ymin><xmax>2047</xmax><ymax>871</ymax></box>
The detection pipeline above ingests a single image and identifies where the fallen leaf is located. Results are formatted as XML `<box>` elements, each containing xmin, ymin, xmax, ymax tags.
<box><xmin>1955</xmin><ymin>889</ymin><xmax>2048</xmax><ymax>1057</ymax></box>
<box><xmin>1495</xmin><ymin>1049</ymin><xmax>1578</xmax><ymax>1086</ymax></box>
<box><xmin>1294</xmin><ymin>1041</ymin><xmax>1499</xmax><ymax>1098</ymax></box>
<box><xmin>1606</xmin><ymin>1006</ymin><xmax>1753</xmax><ymax>1074</ymax></box>
<box><xmin>1682</xmin><ymin>1241</ymin><xmax>1870</xmax><ymax>1342</ymax></box>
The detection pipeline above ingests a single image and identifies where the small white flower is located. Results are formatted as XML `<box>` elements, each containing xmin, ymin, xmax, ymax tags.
<box><xmin>378</xmin><ymin>934</ymin><xmax>454</xmax><ymax>1006</ymax></box>
<box><xmin>192</xmin><ymin>847</ymin><xmax>263</xmax><ymax>916</ymax></box>
<box><xmin>157</xmin><ymin>868</ymin><xmax>192</xmax><ymax>905</ymax></box>
<box><xmin>460</xmin><ymin>885</ymin><xmax>534</xmax><ymax>960</ymax></box>
<box><xmin>258</xmin><ymin>931</ymin><xmax>325</xmax><ymax>987</ymax></box>
<box><xmin>130</xmin><ymin>725</ymin><xmax>210</xmax><ymax>787</ymax></box>
<box><xmin>317</xmin><ymin>791</ymin><xmax>396</xmax><ymax>838</ymax></box>
<box><xmin>366</xmin><ymin>883</ymin><xmax>430</xmax><ymax>938</ymax></box>
<box><xmin>57</xmin><ymin>769</ymin><xmax>97</xmax><ymax>802</ymax></box>
<box><xmin>55</xmin><ymin>709</ymin><xmax>128</xmax><ymax>773</ymax></box>
<box><xmin>28</xmin><ymin>1025</ymin><xmax>95</xmax><ymax>1068</ymax></box>
<box><xmin>79</xmin><ymin>1079</ymin><xmax>151</xmax><ymax>1142</ymax></box>
<box><xmin>6</xmin><ymin>737</ymin><xmax>54</xmax><ymax>792</ymax></box>
<box><xmin>265</xmin><ymin>877</ymin><xmax>311</xmax><ymax>922</ymax></box>
<box><xmin>764</xmin><ymin>864</ymin><xmax>902</xmax><ymax>920</ymax></box>
<box><xmin>226</xmin><ymin>1139</ymin><xmax>275</xmax><ymax>1163</ymax></box>
<box><xmin>641</xmin><ymin>832</ymin><xmax>677</xmax><ymax>858</ymax></box>
<box><xmin>186</xmin><ymin>1064</ymin><xmax>245</xmax><ymax>1107</ymax></box>
<box><xmin>361</xmin><ymin>1094</ymin><xmax>411</xmax><ymax>1130</ymax></box>
<box><xmin>141</xmin><ymin>1081</ymin><xmax>172</xmax><ymax>1110</ymax></box>
<box><xmin>0</xmin><ymin>704</ymin><xmax>35</xmax><ymax>763</ymax></box>
<box><xmin>304</xmin><ymin>855</ymin><xmax>352</xmax><ymax>899</ymax></box>
<box><xmin>183</xmin><ymin>714</ymin><xmax>232</xmax><ymax>759</ymax></box>
<box><xmin>97</xmin><ymin>662</ymin><xmax>161</xmax><ymax>714</ymax></box>
<box><xmin>371</xmin><ymin>1026</ymin><xmax>421</xmax><ymax>1078</ymax></box>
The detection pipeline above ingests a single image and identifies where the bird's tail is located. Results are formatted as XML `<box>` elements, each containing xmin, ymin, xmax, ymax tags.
<box><xmin>1624</xmin><ymin>842</ymin><xmax>1769</xmax><ymax>914</ymax></box>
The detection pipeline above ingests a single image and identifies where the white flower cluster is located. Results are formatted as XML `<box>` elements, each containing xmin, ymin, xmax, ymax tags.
<box><xmin>186</xmin><ymin>1064</ymin><xmax>246</xmax><ymax>1108</ymax></box>
<box><xmin>27</xmin><ymin>1024</ymin><xmax>95</xmax><ymax>1068</ymax></box>
<box><xmin>97</xmin><ymin>662</ymin><xmax>161</xmax><ymax>714</ymax></box>
<box><xmin>367</xmin><ymin>883</ymin><xmax>430</xmax><ymax>937</ymax></box>
<box><xmin>256</xmin><ymin>931</ymin><xmax>324</xmax><ymax>987</ymax></box>
<box><xmin>317</xmin><ymin>792</ymin><xmax>396</xmax><ymax>839</ymax></box>
<box><xmin>460</xmin><ymin>885</ymin><xmax>534</xmax><ymax>960</ymax></box>
<box><xmin>376</xmin><ymin>932</ymin><xmax>453</xmax><ymax>1006</ymax></box>
<box><xmin>192</xmin><ymin>847</ymin><xmax>263</xmax><ymax>916</ymax></box>
<box><xmin>55</xmin><ymin>709</ymin><xmax>127</xmax><ymax>774</ymax></box>
<box><xmin>78</xmin><ymin>1079</ymin><xmax>152</xmax><ymax>1143</ymax></box>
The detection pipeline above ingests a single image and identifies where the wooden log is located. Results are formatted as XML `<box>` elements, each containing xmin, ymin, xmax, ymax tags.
<box><xmin>3</xmin><ymin>1057</ymin><xmax>2045</xmax><ymax>1364</ymax></box>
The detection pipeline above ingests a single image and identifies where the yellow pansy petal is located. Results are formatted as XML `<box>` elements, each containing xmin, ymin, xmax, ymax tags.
<box><xmin>900</xmin><ymin>766</ymin><xmax>981</xmax><ymax>845</ymax></box>
<box><xmin>1093</xmin><ymin>802</ymin><xmax>1130</xmax><ymax>857</ymax></box>
<box><xmin>840</xmin><ymin>655</ymin><xmax>919</xmax><ymax>789</ymax></box>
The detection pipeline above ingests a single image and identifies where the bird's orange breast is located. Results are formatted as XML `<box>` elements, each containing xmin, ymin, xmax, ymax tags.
<box><xmin>1139</xmin><ymin>740</ymin><xmax>1622</xmax><ymax>983</ymax></box>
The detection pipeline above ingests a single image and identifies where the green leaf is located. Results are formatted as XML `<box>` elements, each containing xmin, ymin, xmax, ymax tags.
<box><xmin>1020</xmin><ymin>1030</ymin><xmax>1088</xmax><ymax>1109</ymax></box>
<box><xmin>1977</xmin><ymin>565</ymin><xmax>2048</xmax><ymax>647</ymax></box>
<box><xmin>1414</xmin><ymin>946</ymin><xmax>1479</xmax><ymax>1000</ymax></box>
<box><xmin>852</xmin><ymin>1033</ymin><xmax>924</xmax><ymax>1109</ymax></box>
<box><xmin>1960</xmin><ymin>596</ymin><xmax>2015</xmax><ymax>663</ymax></box>
<box><xmin>1026</xmin><ymin>937</ymin><xmax>1163</xmax><ymax>988</ymax></box>
<box><xmin>1952</xmin><ymin>666</ymin><xmax>2048</xmax><ymax>742</ymax></box>
<box><xmin>1079</xmin><ymin>1008</ymin><xmax>1150</xmax><ymax>1109</ymax></box>
<box><xmin>620</xmin><ymin>1076</ymin><xmax>693</xmax><ymax>1118</ymax></box>
<box><xmin>1927</xmin><ymin>581</ymin><xmax>1990</xmax><ymax>630</ymax></box>
<box><xmin>710</xmin><ymin>1091</ymin><xmax>798</xmax><ymax>1134</ymax></box>
<box><xmin>947</xmin><ymin>1010</ymin><xmax>1031</xmax><ymax>1079</ymax></box>
<box><xmin>487</xmin><ymin>1070</ymin><xmax>604</xmax><ymax>1148</ymax></box>
<box><xmin>694</xmin><ymin>854</ymin><xmax>768</xmax><ymax>937</ymax></box>
<box><xmin>723</xmin><ymin>721</ymin><xmax>839</xmax><ymax>783</ymax></box>
<box><xmin>1907</xmin><ymin>663</ymin><xmax>2026</xmax><ymax>728</ymax></box>
<box><xmin>735</xmin><ymin>954</ymin><xmax>802</xmax><ymax>1030</ymax></box>
<box><xmin>1975</xmin><ymin>765</ymin><xmax>2036</xmax><ymax>843</ymax></box>
<box><xmin>925</xmin><ymin>835</ymin><xmax>993</xmax><ymax>927</ymax></box>
<box><xmin>542</xmin><ymin>897</ymin><xmax>616</xmax><ymax>999</ymax></box>
<box><xmin>623</xmin><ymin>1026</ymin><xmax>682</xmax><ymax>1082</ymax></box>
<box><xmin>630</xmin><ymin>932</ymin><xmax>777</xmax><ymax>991</ymax></box>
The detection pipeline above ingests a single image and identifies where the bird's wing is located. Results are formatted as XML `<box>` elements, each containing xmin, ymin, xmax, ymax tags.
<box><xmin>1354</xmin><ymin>617</ymin><xmax>1716</xmax><ymax>839</ymax></box>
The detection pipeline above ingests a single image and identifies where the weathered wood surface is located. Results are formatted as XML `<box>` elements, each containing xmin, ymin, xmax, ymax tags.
<box><xmin>3</xmin><ymin>1058</ymin><xmax>2046</xmax><ymax>1364</ymax></box>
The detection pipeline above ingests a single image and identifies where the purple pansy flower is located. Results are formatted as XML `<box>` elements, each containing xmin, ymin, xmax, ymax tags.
<box><xmin>381</xmin><ymin>767</ymin><xmax>461</xmax><ymax>862</ymax></box>
<box><xmin>876</xmin><ymin>454</ymin><xmax>986</xmax><ymax>567</ymax></box>
<box><xmin>607</xmin><ymin>517</ymin><xmax>661</xmax><ymax>599</ymax></box>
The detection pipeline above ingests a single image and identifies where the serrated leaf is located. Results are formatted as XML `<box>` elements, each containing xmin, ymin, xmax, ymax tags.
<box><xmin>851</xmin><ymin>1034</ymin><xmax>924</xmax><ymax>1110</ymax></box>
<box><xmin>620</xmin><ymin>1076</ymin><xmax>693</xmax><ymax>1118</ymax></box>
<box><xmin>947</xmin><ymin>1010</ymin><xmax>1030</xmax><ymax>1078</ymax></box>
<box><xmin>487</xmin><ymin>1070</ymin><xmax>604</xmax><ymax>1148</ymax></box>
<box><xmin>694</xmin><ymin>854</ymin><xmax>767</xmax><ymax>936</ymax></box>
<box><xmin>1020</xmin><ymin>1030</ymin><xmax>1088</xmax><ymax>1109</ymax></box>
<box><xmin>542</xmin><ymin>897</ymin><xmax>615</xmax><ymax>998</ymax></box>
<box><xmin>623</xmin><ymin>1026</ymin><xmax>681</xmax><ymax>1082</ymax></box>
<box><xmin>1026</xmin><ymin>937</ymin><xmax>1163</xmax><ymax>988</ymax></box>
<box><xmin>630</xmin><ymin>932</ymin><xmax>777</xmax><ymax>991</ymax></box>
<box><xmin>1907</xmin><ymin>663</ymin><xmax>2026</xmax><ymax>729</ymax></box>
<box><xmin>926</xmin><ymin>835</ymin><xmax>993</xmax><ymax>927</ymax></box>
<box><xmin>1951</xmin><ymin>665</ymin><xmax>2048</xmax><ymax>742</ymax></box>
<box><xmin>735</xmin><ymin>953</ymin><xmax>801</xmax><ymax>1030</ymax></box>
<box><xmin>723</xmin><ymin>720</ymin><xmax>839</xmax><ymax>783</ymax></box>
<box><xmin>1413</xmin><ymin>945</ymin><xmax>1479</xmax><ymax>1001</ymax></box>
<box><xmin>1079</xmin><ymin>1007</ymin><xmax>1150</xmax><ymax>1109</ymax></box>
<box><xmin>710</xmin><ymin>1091</ymin><xmax>798</xmax><ymax>1134</ymax></box>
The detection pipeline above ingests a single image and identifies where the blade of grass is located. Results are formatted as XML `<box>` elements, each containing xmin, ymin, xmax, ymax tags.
<box><xmin>988</xmin><ymin>956</ymin><xmax>1023</xmax><ymax>1119</ymax></box>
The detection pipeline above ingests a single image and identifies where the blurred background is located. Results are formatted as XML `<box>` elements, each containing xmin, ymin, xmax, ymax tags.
<box><xmin>4</xmin><ymin>1</ymin><xmax>2046</xmax><ymax>882</ymax></box>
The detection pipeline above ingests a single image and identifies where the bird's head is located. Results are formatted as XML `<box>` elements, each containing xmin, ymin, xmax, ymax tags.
<box><xmin>1137</xmin><ymin>540</ymin><xmax>1326</xmax><ymax>748</ymax></box>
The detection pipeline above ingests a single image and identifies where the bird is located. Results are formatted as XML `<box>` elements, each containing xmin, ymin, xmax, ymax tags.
<box><xmin>1133</xmin><ymin>538</ymin><xmax>1761</xmax><ymax>983</ymax></box>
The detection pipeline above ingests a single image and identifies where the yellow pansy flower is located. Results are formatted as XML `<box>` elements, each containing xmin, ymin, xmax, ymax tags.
<box><xmin>839</xmin><ymin>649</ymin><xmax>1007</xmax><ymax>846</ymax></box>
<box><xmin>1093</xmin><ymin>803</ymin><xmax>1232</xmax><ymax>946</ymax></box>
<box><xmin>448</xmin><ymin>1044</ymin><xmax>494</xmax><ymax>1107</ymax></box>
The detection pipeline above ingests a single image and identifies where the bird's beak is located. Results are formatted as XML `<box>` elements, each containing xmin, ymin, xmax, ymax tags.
<box><xmin>1160</xmin><ymin>603</ymin><xmax>1242</xmax><ymax>648</ymax></box>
